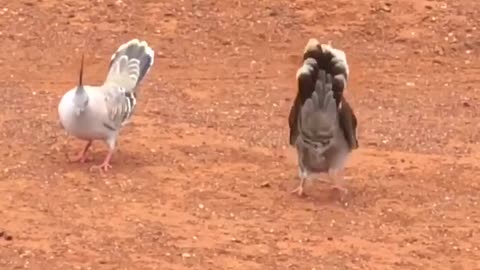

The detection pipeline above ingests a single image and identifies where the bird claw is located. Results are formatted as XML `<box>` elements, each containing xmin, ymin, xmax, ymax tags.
<box><xmin>89</xmin><ymin>162</ymin><xmax>112</xmax><ymax>172</ymax></box>
<box><xmin>65</xmin><ymin>141</ymin><xmax>93</xmax><ymax>164</ymax></box>
<box><xmin>68</xmin><ymin>154</ymin><xmax>92</xmax><ymax>163</ymax></box>
<box><xmin>291</xmin><ymin>186</ymin><xmax>305</xmax><ymax>197</ymax></box>
<box><xmin>331</xmin><ymin>185</ymin><xmax>349</xmax><ymax>203</ymax></box>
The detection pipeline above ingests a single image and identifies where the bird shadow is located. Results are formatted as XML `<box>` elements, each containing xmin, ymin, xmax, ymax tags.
<box><xmin>301</xmin><ymin>186</ymin><xmax>355</xmax><ymax>208</ymax></box>
<box><xmin>55</xmin><ymin>145</ymin><xmax>155</xmax><ymax>176</ymax></box>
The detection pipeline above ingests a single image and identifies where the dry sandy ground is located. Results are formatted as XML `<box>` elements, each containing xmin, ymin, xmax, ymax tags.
<box><xmin>0</xmin><ymin>0</ymin><xmax>479</xmax><ymax>269</ymax></box>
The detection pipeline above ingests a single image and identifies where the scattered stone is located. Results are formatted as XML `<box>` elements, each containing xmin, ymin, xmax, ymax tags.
<box><xmin>260</xmin><ymin>181</ymin><xmax>270</xmax><ymax>188</ymax></box>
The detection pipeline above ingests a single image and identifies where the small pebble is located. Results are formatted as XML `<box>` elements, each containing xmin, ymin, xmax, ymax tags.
<box><xmin>260</xmin><ymin>181</ymin><xmax>270</xmax><ymax>188</ymax></box>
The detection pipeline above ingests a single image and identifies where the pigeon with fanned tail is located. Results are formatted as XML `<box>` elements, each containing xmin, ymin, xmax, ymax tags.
<box><xmin>58</xmin><ymin>39</ymin><xmax>155</xmax><ymax>171</ymax></box>
<box><xmin>288</xmin><ymin>39</ymin><xmax>358</xmax><ymax>197</ymax></box>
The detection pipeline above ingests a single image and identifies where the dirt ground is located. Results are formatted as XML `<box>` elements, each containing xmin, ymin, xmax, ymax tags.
<box><xmin>0</xmin><ymin>0</ymin><xmax>479</xmax><ymax>269</ymax></box>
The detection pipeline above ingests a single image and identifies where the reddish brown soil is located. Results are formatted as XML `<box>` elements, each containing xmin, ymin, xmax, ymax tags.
<box><xmin>0</xmin><ymin>0</ymin><xmax>479</xmax><ymax>269</ymax></box>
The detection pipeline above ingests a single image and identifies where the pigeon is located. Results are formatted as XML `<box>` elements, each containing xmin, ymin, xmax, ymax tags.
<box><xmin>288</xmin><ymin>39</ymin><xmax>358</xmax><ymax>196</ymax></box>
<box><xmin>58</xmin><ymin>39</ymin><xmax>155</xmax><ymax>171</ymax></box>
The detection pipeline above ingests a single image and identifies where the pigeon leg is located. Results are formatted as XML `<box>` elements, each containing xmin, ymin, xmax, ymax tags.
<box><xmin>291</xmin><ymin>168</ymin><xmax>308</xmax><ymax>196</ymax></box>
<box><xmin>69</xmin><ymin>140</ymin><xmax>92</xmax><ymax>163</ymax></box>
<box><xmin>90</xmin><ymin>137</ymin><xmax>116</xmax><ymax>172</ymax></box>
<box><xmin>330</xmin><ymin>169</ymin><xmax>348</xmax><ymax>196</ymax></box>
<box><xmin>90</xmin><ymin>150</ymin><xmax>113</xmax><ymax>172</ymax></box>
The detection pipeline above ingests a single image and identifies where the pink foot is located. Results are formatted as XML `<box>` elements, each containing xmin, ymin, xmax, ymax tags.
<box><xmin>67</xmin><ymin>141</ymin><xmax>93</xmax><ymax>163</ymax></box>
<box><xmin>89</xmin><ymin>162</ymin><xmax>112</xmax><ymax>172</ymax></box>
<box><xmin>291</xmin><ymin>185</ymin><xmax>305</xmax><ymax>196</ymax></box>
<box><xmin>89</xmin><ymin>151</ymin><xmax>113</xmax><ymax>172</ymax></box>
<box><xmin>331</xmin><ymin>184</ymin><xmax>349</xmax><ymax>203</ymax></box>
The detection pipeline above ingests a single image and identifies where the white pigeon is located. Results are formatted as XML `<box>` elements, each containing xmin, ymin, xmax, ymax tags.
<box><xmin>58</xmin><ymin>39</ymin><xmax>155</xmax><ymax>171</ymax></box>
